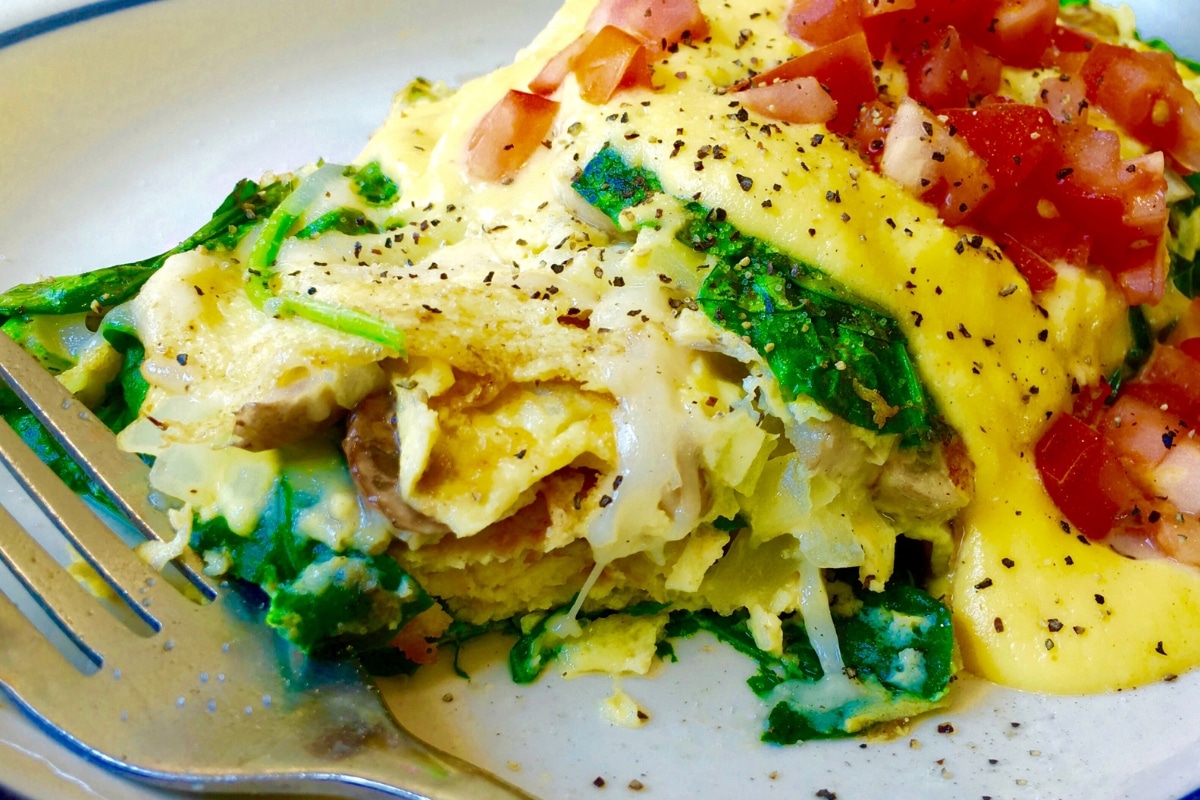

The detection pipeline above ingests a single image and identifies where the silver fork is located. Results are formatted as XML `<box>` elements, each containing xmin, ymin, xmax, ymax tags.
<box><xmin>0</xmin><ymin>331</ymin><xmax>538</xmax><ymax>800</ymax></box>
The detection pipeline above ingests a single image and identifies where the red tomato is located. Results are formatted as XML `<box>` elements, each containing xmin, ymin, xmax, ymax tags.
<box><xmin>849</xmin><ymin>98</ymin><xmax>896</xmax><ymax>165</ymax></box>
<box><xmin>1034</xmin><ymin>413</ymin><xmax>1127</xmax><ymax>540</ymax></box>
<box><xmin>1080</xmin><ymin>43</ymin><xmax>1200</xmax><ymax>172</ymax></box>
<box><xmin>752</xmin><ymin>33</ymin><xmax>877</xmax><ymax>134</ymax></box>
<box><xmin>785</xmin><ymin>0</ymin><xmax>863</xmax><ymax>47</ymax></box>
<box><xmin>737</xmin><ymin>77</ymin><xmax>838</xmax><ymax>124</ymax></box>
<box><xmin>572</xmin><ymin>25</ymin><xmax>654</xmax><ymax>105</ymax></box>
<box><xmin>997</xmin><ymin>234</ymin><xmax>1058</xmax><ymax>293</ymax></box>
<box><xmin>976</xmin><ymin>0</ymin><xmax>1057</xmax><ymax>67</ymax></box>
<box><xmin>1147</xmin><ymin>510</ymin><xmax>1200</xmax><ymax>567</ymax></box>
<box><xmin>1040</xmin><ymin>24</ymin><xmax>1096</xmax><ymax>71</ymax></box>
<box><xmin>465</xmin><ymin>91</ymin><xmax>560</xmax><ymax>183</ymax></box>
<box><xmin>1124</xmin><ymin>345</ymin><xmax>1200</xmax><ymax>427</ymax></box>
<box><xmin>943</xmin><ymin>104</ymin><xmax>1058</xmax><ymax>186</ymax></box>
<box><xmin>1180</xmin><ymin>338</ymin><xmax>1200</xmax><ymax>362</ymax></box>
<box><xmin>879</xmin><ymin>98</ymin><xmax>993</xmax><ymax>225</ymax></box>
<box><xmin>529</xmin><ymin>33</ymin><xmax>591</xmax><ymax>96</ymax></box>
<box><xmin>858</xmin><ymin>0</ymin><xmax>916</xmax><ymax>16</ymax></box>
<box><xmin>1102</xmin><ymin>395</ymin><xmax>1200</xmax><ymax>516</ymax></box>
<box><xmin>903</xmin><ymin>26</ymin><xmax>1002</xmax><ymax>110</ymax></box>
<box><xmin>1037</xmin><ymin>73</ymin><xmax>1090</xmax><ymax>125</ymax></box>
<box><xmin>586</xmin><ymin>0</ymin><xmax>709</xmax><ymax>50</ymax></box>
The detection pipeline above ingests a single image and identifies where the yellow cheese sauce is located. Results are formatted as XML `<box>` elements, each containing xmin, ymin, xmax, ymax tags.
<box><xmin>354</xmin><ymin>0</ymin><xmax>1200</xmax><ymax>693</ymax></box>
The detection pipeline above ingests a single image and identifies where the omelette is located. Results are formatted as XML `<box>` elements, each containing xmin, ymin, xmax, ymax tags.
<box><xmin>3</xmin><ymin>0</ymin><xmax>1200</xmax><ymax>741</ymax></box>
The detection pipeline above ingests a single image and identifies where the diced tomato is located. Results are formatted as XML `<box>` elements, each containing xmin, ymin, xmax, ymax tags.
<box><xmin>1041</xmin><ymin>24</ymin><xmax>1095</xmax><ymax>71</ymax></box>
<box><xmin>858</xmin><ymin>0</ymin><xmax>916</xmax><ymax>16</ymax></box>
<box><xmin>529</xmin><ymin>33</ymin><xmax>592</xmax><ymax>96</ymax></box>
<box><xmin>1124</xmin><ymin>345</ymin><xmax>1200</xmax><ymax>426</ymax></box>
<box><xmin>880</xmin><ymin>98</ymin><xmax>994</xmax><ymax>224</ymax></box>
<box><xmin>1071</xmin><ymin>377</ymin><xmax>1113</xmax><ymax>425</ymax></box>
<box><xmin>785</xmin><ymin>0</ymin><xmax>863</xmax><ymax>47</ymax></box>
<box><xmin>1106</xmin><ymin>237</ymin><xmax>1169</xmax><ymax>307</ymax></box>
<box><xmin>943</xmin><ymin>104</ymin><xmax>1057</xmax><ymax>186</ymax></box>
<box><xmin>849</xmin><ymin>98</ymin><xmax>896</xmax><ymax>165</ymax></box>
<box><xmin>1102</xmin><ymin>395</ymin><xmax>1179</xmax><ymax>472</ymax></box>
<box><xmin>586</xmin><ymin>0</ymin><xmax>709</xmax><ymax>51</ymax></box>
<box><xmin>737</xmin><ymin>77</ymin><xmax>838</xmax><ymax>124</ymax></box>
<box><xmin>1034</xmin><ymin>412</ymin><xmax>1127</xmax><ymax>540</ymax></box>
<box><xmin>572</xmin><ymin>25</ymin><xmax>653</xmax><ymax>105</ymax></box>
<box><xmin>465</xmin><ymin>90</ymin><xmax>560</xmax><ymax>183</ymax></box>
<box><xmin>997</xmin><ymin>234</ymin><xmax>1058</xmax><ymax>293</ymax></box>
<box><xmin>903</xmin><ymin>26</ymin><xmax>1002</xmax><ymax>110</ymax></box>
<box><xmin>1180</xmin><ymin>338</ymin><xmax>1200</xmax><ymax>362</ymax></box>
<box><xmin>987</xmin><ymin>194</ymin><xmax>1092</xmax><ymax>268</ymax></box>
<box><xmin>1037</xmin><ymin>73</ymin><xmax>1090</xmax><ymax>125</ymax></box>
<box><xmin>1080</xmin><ymin>43</ymin><xmax>1200</xmax><ymax>173</ymax></box>
<box><xmin>976</xmin><ymin>0</ymin><xmax>1057</xmax><ymax>67</ymax></box>
<box><xmin>1147</xmin><ymin>509</ymin><xmax>1200</xmax><ymax>567</ymax></box>
<box><xmin>1102</xmin><ymin>394</ymin><xmax>1200</xmax><ymax>516</ymax></box>
<box><xmin>1042</xmin><ymin>123</ymin><xmax>1169</xmax><ymax>303</ymax></box>
<box><xmin>752</xmin><ymin>33</ymin><xmax>877</xmax><ymax>134</ymax></box>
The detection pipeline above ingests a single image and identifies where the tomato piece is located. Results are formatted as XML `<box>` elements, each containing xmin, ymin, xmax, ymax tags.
<box><xmin>1080</xmin><ymin>43</ymin><xmax>1200</xmax><ymax>172</ymax></box>
<box><xmin>859</xmin><ymin>0</ymin><xmax>916</xmax><ymax>16</ymax></box>
<box><xmin>752</xmin><ymin>33</ymin><xmax>877</xmax><ymax>134</ymax></box>
<box><xmin>997</xmin><ymin>234</ymin><xmax>1058</xmax><ymax>293</ymax></box>
<box><xmin>1041</xmin><ymin>24</ymin><xmax>1095</xmax><ymax>71</ymax></box>
<box><xmin>1035</xmin><ymin>413</ymin><xmax>1125</xmax><ymax>540</ymax></box>
<box><xmin>988</xmin><ymin>194</ymin><xmax>1092</xmax><ymax>268</ymax></box>
<box><xmin>529</xmin><ymin>33</ymin><xmax>592</xmax><ymax>96</ymax></box>
<box><xmin>976</xmin><ymin>0</ymin><xmax>1057</xmax><ymax>67</ymax></box>
<box><xmin>1125</xmin><ymin>345</ymin><xmax>1200</xmax><ymax>426</ymax></box>
<box><xmin>737</xmin><ymin>77</ymin><xmax>838</xmax><ymax>124</ymax></box>
<box><xmin>1043</xmin><ymin>123</ymin><xmax>1169</xmax><ymax>303</ymax></box>
<box><xmin>785</xmin><ymin>0</ymin><xmax>863</xmax><ymax>47</ymax></box>
<box><xmin>1179</xmin><ymin>338</ymin><xmax>1200</xmax><ymax>362</ymax></box>
<box><xmin>943</xmin><ymin>104</ymin><xmax>1057</xmax><ymax>186</ymax></box>
<box><xmin>466</xmin><ymin>90</ymin><xmax>560</xmax><ymax>183</ymax></box>
<box><xmin>586</xmin><ymin>0</ymin><xmax>709</xmax><ymax>50</ymax></box>
<box><xmin>849</xmin><ymin>98</ymin><xmax>896</xmax><ymax>165</ymax></box>
<box><xmin>903</xmin><ymin>26</ymin><xmax>1002</xmax><ymax>110</ymax></box>
<box><xmin>1147</xmin><ymin>509</ymin><xmax>1200</xmax><ymax>567</ymax></box>
<box><xmin>1106</xmin><ymin>237</ymin><xmax>1168</xmax><ymax>307</ymax></box>
<box><xmin>1071</xmin><ymin>377</ymin><xmax>1113</xmax><ymax>425</ymax></box>
<box><xmin>1103</xmin><ymin>395</ymin><xmax>1200</xmax><ymax>515</ymax></box>
<box><xmin>1102</xmin><ymin>395</ymin><xmax>1179</xmax><ymax>472</ymax></box>
<box><xmin>1037</xmin><ymin>72</ymin><xmax>1090</xmax><ymax>125</ymax></box>
<box><xmin>572</xmin><ymin>25</ymin><xmax>653</xmax><ymax>105</ymax></box>
<box><xmin>880</xmin><ymin>98</ymin><xmax>994</xmax><ymax>224</ymax></box>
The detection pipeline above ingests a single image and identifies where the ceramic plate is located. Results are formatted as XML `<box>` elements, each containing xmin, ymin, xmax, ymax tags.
<box><xmin>2</xmin><ymin>2</ymin><xmax>1200</xmax><ymax>798</ymax></box>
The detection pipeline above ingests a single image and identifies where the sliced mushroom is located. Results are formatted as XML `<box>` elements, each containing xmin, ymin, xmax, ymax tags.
<box><xmin>343</xmin><ymin>392</ymin><xmax>451</xmax><ymax>537</ymax></box>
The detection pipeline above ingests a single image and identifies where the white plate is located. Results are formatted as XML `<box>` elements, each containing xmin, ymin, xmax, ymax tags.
<box><xmin>2</xmin><ymin>2</ymin><xmax>1200</xmax><ymax>799</ymax></box>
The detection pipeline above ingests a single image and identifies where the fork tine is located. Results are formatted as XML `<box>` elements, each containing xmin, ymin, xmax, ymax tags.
<box><xmin>0</xmin><ymin>498</ymin><xmax>136</xmax><ymax>665</ymax></box>
<box><xmin>0</xmin><ymin>331</ymin><xmax>214</xmax><ymax>599</ymax></box>
<box><xmin>0</xmin><ymin>417</ymin><xmax>203</xmax><ymax>631</ymax></box>
<box><xmin>0</xmin><ymin>583</ymin><xmax>93</xmax><ymax>690</ymax></box>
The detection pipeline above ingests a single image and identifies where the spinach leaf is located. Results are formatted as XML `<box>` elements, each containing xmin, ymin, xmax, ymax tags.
<box><xmin>572</xmin><ymin>145</ymin><xmax>939</xmax><ymax>445</ymax></box>
<box><xmin>0</xmin><ymin>178</ymin><xmax>292</xmax><ymax>320</ymax></box>
<box><xmin>346</xmin><ymin>162</ymin><xmax>400</xmax><ymax>207</ymax></box>
<box><xmin>191</xmin><ymin>440</ymin><xmax>430</xmax><ymax>653</ymax></box>
<box><xmin>296</xmin><ymin>208</ymin><xmax>381</xmax><ymax>240</ymax></box>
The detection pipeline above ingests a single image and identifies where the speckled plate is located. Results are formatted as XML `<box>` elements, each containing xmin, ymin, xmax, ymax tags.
<box><xmin>1</xmin><ymin>2</ymin><xmax>1200</xmax><ymax>798</ymax></box>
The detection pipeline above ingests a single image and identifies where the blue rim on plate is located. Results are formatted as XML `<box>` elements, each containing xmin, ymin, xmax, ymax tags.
<box><xmin>0</xmin><ymin>0</ymin><xmax>161</xmax><ymax>50</ymax></box>
<box><xmin>1</xmin><ymin>2</ymin><xmax>1199</xmax><ymax>800</ymax></box>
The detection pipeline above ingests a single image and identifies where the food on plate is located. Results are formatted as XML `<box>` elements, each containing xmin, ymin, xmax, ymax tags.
<box><xmin>4</xmin><ymin>0</ymin><xmax>1200</xmax><ymax>741</ymax></box>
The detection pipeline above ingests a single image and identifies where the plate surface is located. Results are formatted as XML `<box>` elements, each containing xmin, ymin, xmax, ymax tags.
<box><xmin>1</xmin><ymin>1</ymin><xmax>1200</xmax><ymax>799</ymax></box>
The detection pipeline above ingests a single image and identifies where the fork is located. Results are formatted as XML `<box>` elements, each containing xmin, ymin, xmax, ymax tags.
<box><xmin>0</xmin><ymin>330</ymin><xmax>539</xmax><ymax>800</ymax></box>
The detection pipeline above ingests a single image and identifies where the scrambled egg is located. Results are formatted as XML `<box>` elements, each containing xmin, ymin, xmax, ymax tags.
<box><xmin>115</xmin><ymin>0</ymin><xmax>1200</xmax><ymax>699</ymax></box>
